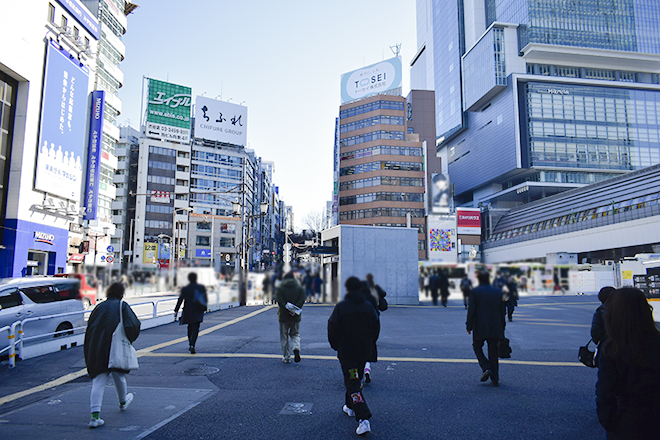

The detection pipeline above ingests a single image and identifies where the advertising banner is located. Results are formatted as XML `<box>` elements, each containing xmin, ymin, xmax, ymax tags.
<box><xmin>150</xmin><ymin>190</ymin><xmax>171</xmax><ymax>204</ymax></box>
<box><xmin>196</xmin><ymin>248</ymin><xmax>212</xmax><ymax>258</ymax></box>
<box><xmin>143</xmin><ymin>243</ymin><xmax>158</xmax><ymax>264</ymax></box>
<box><xmin>35</xmin><ymin>40</ymin><xmax>89</xmax><ymax>201</ymax></box>
<box><xmin>194</xmin><ymin>96</ymin><xmax>247</xmax><ymax>146</ymax></box>
<box><xmin>430</xmin><ymin>173</ymin><xmax>450</xmax><ymax>214</ymax></box>
<box><xmin>83</xmin><ymin>90</ymin><xmax>105</xmax><ymax>220</ymax></box>
<box><xmin>340</xmin><ymin>57</ymin><xmax>402</xmax><ymax>104</ymax></box>
<box><xmin>456</xmin><ymin>208</ymin><xmax>482</xmax><ymax>235</ymax></box>
<box><xmin>146</xmin><ymin>78</ymin><xmax>192</xmax><ymax>143</ymax></box>
<box><xmin>427</xmin><ymin>216</ymin><xmax>457</xmax><ymax>263</ymax></box>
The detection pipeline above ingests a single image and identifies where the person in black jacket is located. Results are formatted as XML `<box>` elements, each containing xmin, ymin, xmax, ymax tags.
<box><xmin>439</xmin><ymin>270</ymin><xmax>451</xmax><ymax>307</ymax></box>
<box><xmin>84</xmin><ymin>282</ymin><xmax>141</xmax><ymax>428</ymax></box>
<box><xmin>363</xmin><ymin>273</ymin><xmax>388</xmax><ymax>384</ymax></box>
<box><xmin>596</xmin><ymin>288</ymin><xmax>660</xmax><ymax>439</ymax></box>
<box><xmin>328</xmin><ymin>276</ymin><xmax>380</xmax><ymax>436</ymax></box>
<box><xmin>429</xmin><ymin>270</ymin><xmax>440</xmax><ymax>306</ymax></box>
<box><xmin>466</xmin><ymin>271</ymin><xmax>506</xmax><ymax>386</ymax></box>
<box><xmin>174</xmin><ymin>272</ymin><xmax>208</xmax><ymax>354</ymax></box>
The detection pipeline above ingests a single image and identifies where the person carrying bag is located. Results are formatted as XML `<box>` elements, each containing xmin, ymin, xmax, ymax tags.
<box><xmin>84</xmin><ymin>282</ymin><xmax>141</xmax><ymax>429</ymax></box>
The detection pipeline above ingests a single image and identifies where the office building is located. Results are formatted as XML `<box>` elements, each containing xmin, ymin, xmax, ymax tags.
<box><xmin>0</xmin><ymin>1</ymin><xmax>103</xmax><ymax>277</ymax></box>
<box><xmin>337</xmin><ymin>94</ymin><xmax>427</xmax><ymax>257</ymax></box>
<box><xmin>413</xmin><ymin>0</ymin><xmax>660</xmax><ymax>211</ymax></box>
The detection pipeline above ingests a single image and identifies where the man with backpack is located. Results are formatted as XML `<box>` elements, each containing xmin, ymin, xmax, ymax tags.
<box><xmin>174</xmin><ymin>272</ymin><xmax>208</xmax><ymax>354</ymax></box>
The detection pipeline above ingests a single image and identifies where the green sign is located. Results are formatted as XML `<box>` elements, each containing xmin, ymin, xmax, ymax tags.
<box><xmin>146</xmin><ymin>79</ymin><xmax>192</xmax><ymax>142</ymax></box>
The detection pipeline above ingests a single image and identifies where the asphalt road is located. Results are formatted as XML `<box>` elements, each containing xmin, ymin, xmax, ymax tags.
<box><xmin>0</xmin><ymin>294</ymin><xmax>605</xmax><ymax>440</ymax></box>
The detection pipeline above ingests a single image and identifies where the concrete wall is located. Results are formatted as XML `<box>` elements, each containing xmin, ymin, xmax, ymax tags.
<box><xmin>334</xmin><ymin>225</ymin><xmax>419</xmax><ymax>305</ymax></box>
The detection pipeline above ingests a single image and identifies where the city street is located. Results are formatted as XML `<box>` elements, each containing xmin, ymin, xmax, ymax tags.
<box><xmin>0</xmin><ymin>295</ymin><xmax>605</xmax><ymax>439</ymax></box>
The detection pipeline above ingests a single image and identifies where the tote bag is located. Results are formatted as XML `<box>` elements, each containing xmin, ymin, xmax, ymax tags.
<box><xmin>108</xmin><ymin>300</ymin><xmax>139</xmax><ymax>370</ymax></box>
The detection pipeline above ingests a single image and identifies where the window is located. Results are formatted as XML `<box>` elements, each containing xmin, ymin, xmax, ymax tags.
<box><xmin>196</xmin><ymin>236</ymin><xmax>210</xmax><ymax>246</ymax></box>
<box><xmin>61</xmin><ymin>15</ymin><xmax>67</xmax><ymax>28</ymax></box>
<box><xmin>21</xmin><ymin>286</ymin><xmax>55</xmax><ymax>303</ymax></box>
<box><xmin>48</xmin><ymin>3</ymin><xmax>55</xmax><ymax>23</ymax></box>
<box><xmin>0</xmin><ymin>288</ymin><xmax>21</xmax><ymax>309</ymax></box>
<box><xmin>73</xmin><ymin>26</ymin><xmax>79</xmax><ymax>38</ymax></box>
<box><xmin>84</xmin><ymin>36</ymin><xmax>90</xmax><ymax>49</ymax></box>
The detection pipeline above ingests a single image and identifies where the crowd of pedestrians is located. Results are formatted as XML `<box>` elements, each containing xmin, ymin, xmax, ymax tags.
<box><xmin>81</xmin><ymin>267</ymin><xmax>660</xmax><ymax>439</ymax></box>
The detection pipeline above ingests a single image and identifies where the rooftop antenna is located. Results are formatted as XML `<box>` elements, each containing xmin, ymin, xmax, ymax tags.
<box><xmin>390</xmin><ymin>43</ymin><xmax>401</xmax><ymax>57</ymax></box>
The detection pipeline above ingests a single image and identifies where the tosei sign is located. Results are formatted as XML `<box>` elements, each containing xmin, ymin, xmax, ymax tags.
<box><xmin>456</xmin><ymin>208</ymin><xmax>482</xmax><ymax>235</ymax></box>
<box><xmin>194</xmin><ymin>96</ymin><xmax>247</xmax><ymax>146</ymax></box>
<box><xmin>146</xmin><ymin>78</ymin><xmax>192</xmax><ymax>143</ymax></box>
<box><xmin>340</xmin><ymin>57</ymin><xmax>402</xmax><ymax>104</ymax></box>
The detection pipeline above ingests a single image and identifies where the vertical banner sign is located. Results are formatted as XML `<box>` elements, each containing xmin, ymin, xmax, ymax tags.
<box><xmin>35</xmin><ymin>40</ymin><xmax>90</xmax><ymax>201</ymax></box>
<box><xmin>83</xmin><ymin>90</ymin><xmax>105</xmax><ymax>220</ymax></box>
<box><xmin>430</xmin><ymin>173</ymin><xmax>450</xmax><ymax>214</ymax></box>
<box><xmin>427</xmin><ymin>216</ymin><xmax>458</xmax><ymax>263</ymax></box>
<box><xmin>146</xmin><ymin>78</ymin><xmax>192</xmax><ymax>142</ymax></box>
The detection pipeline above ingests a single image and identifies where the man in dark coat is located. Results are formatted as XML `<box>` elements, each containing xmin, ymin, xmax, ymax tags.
<box><xmin>466</xmin><ymin>271</ymin><xmax>506</xmax><ymax>386</ymax></box>
<box><xmin>275</xmin><ymin>271</ymin><xmax>305</xmax><ymax>363</ymax></box>
<box><xmin>429</xmin><ymin>270</ymin><xmax>440</xmax><ymax>306</ymax></box>
<box><xmin>84</xmin><ymin>282</ymin><xmax>141</xmax><ymax>428</ymax></box>
<box><xmin>438</xmin><ymin>271</ymin><xmax>451</xmax><ymax>307</ymax></box>
<box><xmin>328</xmin><ymin>276</ymin><xmax>380</xmax><ymax>435</ymax></box>
<box><xmin>174</xmin><ymin>272</ymin><xmax>208</xmax><ymax>354</ymax></box>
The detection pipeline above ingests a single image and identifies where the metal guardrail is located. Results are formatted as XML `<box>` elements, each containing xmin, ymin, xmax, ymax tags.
<box><xmin>2</xmin><ymin>298</ymin><xmax>189</xmax><ymax>369</ymax></box>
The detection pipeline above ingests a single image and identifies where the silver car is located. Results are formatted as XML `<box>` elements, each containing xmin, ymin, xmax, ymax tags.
<box><xmin>0</xmin><ymin>278</ymin><xmax>85</xmax><ymax>344</ymax></box>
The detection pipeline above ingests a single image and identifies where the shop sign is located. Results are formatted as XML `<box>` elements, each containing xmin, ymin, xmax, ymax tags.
<box><xmin>34</xmin><ymin>231</ymin><xmax>55</xmax><ymax>245</ymax></box>
<box><xmin>69</xmin><ymin>223</ymin><xmax>84</xmax><ymax>233</ymax></box>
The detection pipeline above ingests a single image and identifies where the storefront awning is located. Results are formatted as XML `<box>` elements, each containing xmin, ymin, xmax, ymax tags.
<box><xmin>69</xmin><ymin>253</ymin><xmax>85</xmax><ymax>263</ymax></box>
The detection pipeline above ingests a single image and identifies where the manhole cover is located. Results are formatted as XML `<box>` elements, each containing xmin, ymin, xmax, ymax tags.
<box><xmin>279</xmin><ymin>402</ymin><xmax>313</xmax><ymax>415</ymax></box>
<box><xmin>182</xmin><ymin>366</ymin><xmax>220</xmax><ymax>376</ymax></box>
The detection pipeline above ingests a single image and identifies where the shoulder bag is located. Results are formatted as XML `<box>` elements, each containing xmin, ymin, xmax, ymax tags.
<box><xmin>498</xmin><ymin>337</ymin><xmax>512</xmax><ymax>358</ymax></box>
<box><xmin>108</xmin><ymin>300</ymin><xmax>139</xmax><ymax>371</ymax></box>
<box><xmin>193</xmin><ymin>287</ymin><xmax>207</xmax><ymax>313</ymax></box>
<box><xmin>578</xmin><ymin>338</ymin><xmax>597</xmax><ymax>368</ymax></box>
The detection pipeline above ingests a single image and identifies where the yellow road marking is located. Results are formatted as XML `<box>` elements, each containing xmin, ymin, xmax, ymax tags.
<box><xmin>140</xmin><ymin>352</ymin><xmax>584</xmax><ymax>367</ymax></box>
<box><xmin>0</xmin><ymin>306</ymin><xmax>275</xmax><ymax>406</ymax></box>
<box><xmin>519</xmin><ymin>302</ymin><xmax>599</xmax><ymax>307</ymax></box>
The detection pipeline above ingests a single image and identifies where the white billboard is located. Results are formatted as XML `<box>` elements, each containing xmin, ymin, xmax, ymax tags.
<box><xmin>340</xmin><ymin>57</ymin><xmax>402</xmax><ymax>104</ymax></box>
<box><xmin>194</xmin><ymin>96</ymin><xmax>247</xmax><ymax>146</ymax></box>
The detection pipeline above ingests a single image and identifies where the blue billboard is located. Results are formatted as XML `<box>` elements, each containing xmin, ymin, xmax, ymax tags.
<box><xmin>56</xmin><ymin>0</ymin><xmax>100</xmax><ymax>40</ymax></box>
<box><xmin>196</xmin><ymin>249</ymin><xmax>212</xmax><ymax>258</ymax></box>
<box><xmin>83</xmin><ymin>90</ymin><xmax>105</xmax><ymax>220</ymax></box>
<box><xmin>35</xmin><ymin>40</ymin><xmax>89</xmax><ymax>202</ymax></box>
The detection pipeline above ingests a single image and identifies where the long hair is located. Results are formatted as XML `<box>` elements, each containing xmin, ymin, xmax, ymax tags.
<box><xmin>602</xmin><ymin>288</ymin><xmax>660</xmax><ymax>368</ymax></box>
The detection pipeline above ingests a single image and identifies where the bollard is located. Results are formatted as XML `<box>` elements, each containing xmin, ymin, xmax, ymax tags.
<box><xmin>8</xmin><ymin>330</ymin><xmax>15</xmax><ymax>369</ymax></box>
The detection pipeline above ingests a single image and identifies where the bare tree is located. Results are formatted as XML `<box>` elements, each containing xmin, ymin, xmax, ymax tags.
<box><xmin>302</xmin><ymin>209</ymin><xmax>324</xmax><ymax>234</ymax></box>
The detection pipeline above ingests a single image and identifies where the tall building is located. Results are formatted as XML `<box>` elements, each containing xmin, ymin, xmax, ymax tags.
<box><xmin>413</xmin><ymin>0</ymin><xmax>660</xmax><ymax>211</ymax></box>
<box><xmin>337</xmin><ymin>94</ymin><xmax>427</xmax><ymax>257</ymax></box>
<box><xmin>0</xmin><ymin>1</ymin><xmax>104</xmax><ymax>277</ymax></box>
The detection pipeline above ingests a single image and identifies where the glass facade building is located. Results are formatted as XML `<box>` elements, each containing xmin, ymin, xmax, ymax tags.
<box><xmin>414</xmin><ymin>0</ymin><xmax>660</xmax><ymax>209</ymax></box>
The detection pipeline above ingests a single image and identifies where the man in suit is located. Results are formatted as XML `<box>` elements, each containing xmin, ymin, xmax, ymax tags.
<box><xmin>174</xmin><ymin>272</ymin><xmax>208</xmax><ymax>354</ymax></box>
<box><xmin>466</xmin><ymin>270</ymin><xmax>506</xmax><ymax>386</ymax></box>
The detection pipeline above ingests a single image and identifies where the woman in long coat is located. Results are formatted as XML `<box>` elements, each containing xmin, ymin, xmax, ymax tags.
<box><xmin>84</xmin><ymin>282</ymin><xmax>141</xmax><ymax>428</ymax></box>
<box><xmin>596</xmin><ymin>288</ymin><xmax>660</xmax><ymax>439</ymax></box>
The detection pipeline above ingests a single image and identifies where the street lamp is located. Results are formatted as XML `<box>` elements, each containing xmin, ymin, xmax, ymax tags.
<box><xmin>170</xmin><ymin>207</ymin><xmax>193</xmax><ymax>290</ymax></box>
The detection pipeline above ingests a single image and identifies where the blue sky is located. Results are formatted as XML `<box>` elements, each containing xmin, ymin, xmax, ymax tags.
<box><xmin>118</xmin><ymin>0</ymin><xmax>417</xmax><ymax>228</ymax></box>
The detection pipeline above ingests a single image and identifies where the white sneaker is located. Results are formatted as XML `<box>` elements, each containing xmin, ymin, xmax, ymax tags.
<box><xmin>120</xmin><ymin>392</ymin><xmax>133</xmax><ymax>411</ymax></box>
<box><xmin>88</xmin><ymin>417</ymin><xmax>105</xmax><ymax>428</ymax></box>
<box><xmin>342</xmin><ymin>405</ymin><xmax>355</xmax><ymax>417</ymax></box>
<box><xmin>356</xmin><ymin>419</ymin><xmax>371</xmax><ymax>435</ymax></box>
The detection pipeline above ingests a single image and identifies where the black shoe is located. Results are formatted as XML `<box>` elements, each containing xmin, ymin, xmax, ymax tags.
<box><xmin>293</xmin><ymin>349</ymin><xmax>301</xmax><ymax>363</ymax></box>
<box><xmin>492</xmin><ymin>381</ymin><xmax>500</xmax><ymax>387</ymax></box>
<box><xmin>480</xmin><ymin>370</ymin><xmax>491</xmax><ymax>382</ymax></box>
<box><xmin>508</xmin><ymin>317</ymin><xmax>513</xmax><ymax>322</ymax></box>
<box><xmin>189</xmin><ymin>346</ymin><xmax>196</xmax><ymax>354</ymax></box>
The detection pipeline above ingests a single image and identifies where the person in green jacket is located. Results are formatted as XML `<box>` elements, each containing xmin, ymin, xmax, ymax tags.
<box><xmin>275</xmin><ymin>271</ymin><xmax>305</xmax><ymax>363</ymax></box>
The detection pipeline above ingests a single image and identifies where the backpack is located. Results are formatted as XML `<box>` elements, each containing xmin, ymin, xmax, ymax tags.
<box><xmin>193</xmin><ymin>288</ymin><xmax>207</xmax><ymax>312</ymax></box>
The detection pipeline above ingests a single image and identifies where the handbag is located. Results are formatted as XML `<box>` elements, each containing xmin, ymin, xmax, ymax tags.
<box><xmin>108</xmin><ymin>300</ymin><xmax>139</xmax><ymax>371</ymax></box>
<box><xmin>193</xmin><ymin>288</ymin><xmax>207</xmax><ymax>313</ymax></box>
<box><xmin>578</xmin><ymin>339</ymin><xmax>597</xmax><ymax>368</ymax></box>
<box><xmin>497</xmin><ymin>337</ymin><xmax>512</xmax><ymax>358</ymax></box>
